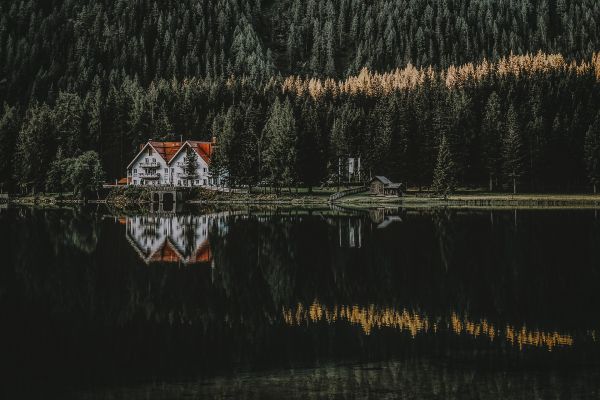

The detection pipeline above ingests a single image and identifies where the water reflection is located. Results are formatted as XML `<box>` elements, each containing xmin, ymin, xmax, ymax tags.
<box><xmin>3</xmin><ymin>206</ymin><xmax>600</xmax><ymax>397</ymax></box>
<box><xmin>123</xmin><ymin>213</ymin><xmax>228</xmax><ymax>265</ymax></box>
<box><xmin>283</xmin><ymin>301</ymin><xmax>574</xmax><ymax>351</ymax></box>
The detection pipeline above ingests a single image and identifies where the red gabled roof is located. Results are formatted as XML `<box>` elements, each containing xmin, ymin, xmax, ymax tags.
<box><xmin>142</xmin><ymin>140</ymin><xmax>213</xmax><ymax>165</ymax></box>
<box><xmin>117</xmin><ymin>177</ymin><xmax>130</xmax><ymax>185</ymax></box>
<box><xmin>186</xmin><ymin>141</ymin><xmax>213</xmax><ymax>164</ymax></box>
<box><xmin>147</xmin><ymin>141</ymin><xmax>186</xmax><ymax>163</ymax></box>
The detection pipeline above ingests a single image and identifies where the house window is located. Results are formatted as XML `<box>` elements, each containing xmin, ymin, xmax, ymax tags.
<box><xmin>148</xmin><ymin>148</ymin><xmax>153</xmax><ymax>156</ymax></box>
<box><xmin>152</xmin><ymin>157</ymin><xmax>156</xmax><ymax>162</ymax></box>
<box><xmin>134</xmin><ymin>168</ymin><xmax>137</xmax><ymax>173</ymax></box>
<box><xmin>203</xmin><ymin>167</ymin><xmax>207</xmax><ymax>173</ymax></box>
<box><xmin>177</xmin><ymin>180</ymin><xmax>181</xmax><ymax>185</ymax></box>
<box><xmin>203</xmin><ymin>179</ymin><xmax>207</xmax><ymax>185</ymax></box>
<box><xmin>195</xmin><ymin>180</ymin><xmax>199</xmax><ymax>184</ymax></box>
<box><xmin>164</xmin><ymin>168</ymin><xmax>168</xmax><ymax>173</ymax></box>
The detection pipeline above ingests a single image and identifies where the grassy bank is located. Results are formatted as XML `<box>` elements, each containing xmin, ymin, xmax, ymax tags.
<box><xmin>189</xmin><ymin>187</ymin><xmax>334</xmax><ymax>205</ymax></box>
<box><xmin>8</xmin><ymin>192</ymin><xmax>85</xmax><ymax>205</ymax></box>
<box><xmin>79</xmin><ymin>186</ymin><xmax>600</xmax><ymax>209</ymax></box>
<box><xmin>339</xmin><ymin>192</ymin><xmax>600</xmax><ymax>209</ymax></box>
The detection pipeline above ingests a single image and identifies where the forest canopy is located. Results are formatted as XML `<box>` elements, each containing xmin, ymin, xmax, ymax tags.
<box><xmin>0</xmin><ymin>0</ymin><xmax>599</xmax><ymax>193</ymax></box>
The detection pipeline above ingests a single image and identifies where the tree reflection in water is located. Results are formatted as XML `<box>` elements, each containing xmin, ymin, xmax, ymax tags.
<box><xmin>1</xmin><ymin>206</ymin><xmax>600</xmax><ymax>398</ymax></box>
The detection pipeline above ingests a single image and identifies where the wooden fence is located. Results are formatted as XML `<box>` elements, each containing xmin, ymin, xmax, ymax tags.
<box><xmin>328</xmin><ymin>186</ymin><xmax>368</xmax><ymax>203</ymax></box>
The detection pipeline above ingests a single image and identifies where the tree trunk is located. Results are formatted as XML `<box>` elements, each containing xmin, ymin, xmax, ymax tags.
<box><xmin>513</xmin><ymin>176</ymin><xmax>516</xmax><ymax>194</ymax></box>
<box><xmin>489</xmin><ymin>174</ymin><xmax>493</xmax><ymax>192</ymax></box>
<box><xmin>594</xmin><ymin>183</ymin><xmax>597</xmax><ymax>194</ymax></box>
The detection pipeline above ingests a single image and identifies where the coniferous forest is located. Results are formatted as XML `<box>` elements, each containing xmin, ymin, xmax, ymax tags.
<box><xmin>1</xmin><ymin>0</ymin><xmax>600</xmax><ymax>193</ymax></box>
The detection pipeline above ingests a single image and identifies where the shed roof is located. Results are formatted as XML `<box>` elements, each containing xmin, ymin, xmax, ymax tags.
<box><xmin>372</xmin><ymin>176</ymin><xmax>393</xmax><ymax>185</ymax></box>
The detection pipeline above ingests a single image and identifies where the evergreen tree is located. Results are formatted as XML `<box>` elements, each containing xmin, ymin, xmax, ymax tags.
<box><xmin>239</xmin><ymin>101</ymin><xmax>261</xmax><ymax>190</ymax></box>
<box><xmin>68</xmin><ymin>151</ymin><xmax>105</xmax><ymax>198</ymax></box>
<box><xmin>210</xmin><ymin>114</ymin><xmax>227</xmax><ymax>187</ymax></box>
<box><xmin>502</xmin><ymin>105</ymin><xmax>524</xmax><ymax>194</ymax></box>
<box><xmin>53</xmin><ymin>92</ymin><xmax>84</xmax><ymax>157</ymax></box>
<box><xmin>0</xmin><ymin>104</ymin><xmax>19</xmax><ymax>192</ymax></box>
<box><xmin>261</xmin><ymin>97</ymin><xmax>297</xmax><ymax>192</ymax></box>
<box><xmin>46</xmin><ymin>149</ymin><xmax>70</xmax><ymax>193</ymax></box>
<box><xmin>369</xmin><ymin>98</ymin><xmax>394</xmax><ymax>176</ymax></box>
<box><xmin>584</xmin><ymin>112</ymin><xmax>600</xmax><ymax>194</ymax></box>
<box><xmin>183</xmin><ymin>146</ymin><xmax>198</xmax><ymax>186</ymax></box>
<box><xmin>481</xmin><ymin>92</ymin><xmax>502</xmax><ymax>191</ymax></box>
<box><xmin>296</xmin><ymin>99</ymin><xmax>327</xmax><ymax>190</ymax></box>
<box><xmin>432</xmin><ymin>135</ymin><xmax>456</xmax><ymax>198</ymax></box>
<box><xmin>14</xmin><ymin>103</ymin><xmax>55</xmax><ymax>193</ymax></box>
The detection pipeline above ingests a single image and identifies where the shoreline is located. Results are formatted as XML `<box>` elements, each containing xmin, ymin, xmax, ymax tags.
<box><xmin>4</xmin><ymin>192</ymin><xmax>600</xmax><ymax>210</ymax></box>
<box><xmin>336</xmin><ymin>193</ymin><xmax>600</xmax><ymax>209</ymax></box>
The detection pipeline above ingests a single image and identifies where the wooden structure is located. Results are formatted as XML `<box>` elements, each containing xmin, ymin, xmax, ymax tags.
<box><xmin>328</xmin><ymin>185</ymin><xmax>368</xmax><ymax>203</ymax></box>
<box><xmin>148</xmin><ymin>185</ymin><xmax>190</xmax><ymax>204</ymax></box>
<box><xmin>369</xmin><ymin>176</ymin><xmax>403</xmax><ymax>196</ymax></box>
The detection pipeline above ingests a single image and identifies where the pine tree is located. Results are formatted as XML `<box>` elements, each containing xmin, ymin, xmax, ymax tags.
<box><xmin>261</xmin><ymin>97</ymin><xmax>297</xmax><ymax>192</ymax></box>
<box><xmin>502</xmin><ymin>105</ymin><xmax>524</xmax><ymax>194</ymax></box>
<box><xmin>481</xmin><ymin>92</ymin><xmax>502</xmax><ymax>191</ymax></box>
<box><xmin>183</xmin><ymin>146</ymin><xmax>198</xmax><ymax>186</ymax></box>
<box><xmin>431</xmin><ymin>134</ymin><xmax>456</xmax><ymax>198</ymax></box>
<box><xmin>0</xmin><ymin>104</ymin><xmax>19</xmax><ymax>192</ymax></box>
<box><xmin>296</xmin><ymin>98</ymin><xmax>327</xmax><ymax>191</ymax></box>
<box><xmin>53</xmin><ymin>92</ymin><xmax>84</xmax><ymax>157</ymax></box>
<box><xmin>14</xmin><ymin>103</ymin><xmax>55</xmax><ymax>193</ymax></box>
<box><xmin>584</xmin><ymin>112</ymin><xmax>600</xmax><ymax>194</ymax></box>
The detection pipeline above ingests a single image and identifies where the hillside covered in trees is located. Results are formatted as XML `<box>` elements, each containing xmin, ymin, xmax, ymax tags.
<box><xmin>1</xmin><ymin>0</ymin><xmax>600</xmax><ymax>193</ymax></box>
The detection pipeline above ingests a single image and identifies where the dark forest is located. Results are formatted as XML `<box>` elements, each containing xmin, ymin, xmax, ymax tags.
<box><xmin>1</xmin><ymin>0</ymin><xmax>600</xmax><ymax>192</ymax></box>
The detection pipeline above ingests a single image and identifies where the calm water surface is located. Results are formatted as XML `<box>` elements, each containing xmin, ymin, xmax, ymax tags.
<box><xmin>1</xmin><ymin>205</ymin><xmax>600</xmax><ymax>399</ymax></box>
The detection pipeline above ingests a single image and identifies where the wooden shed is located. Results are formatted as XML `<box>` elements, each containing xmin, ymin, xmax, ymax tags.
<box><xmin>369</xmin><ymin>176</ymin><xmax>403</xmax><ymax>196</ymax></box>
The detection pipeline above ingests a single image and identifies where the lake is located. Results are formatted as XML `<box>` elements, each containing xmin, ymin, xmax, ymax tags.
<box><xmin>1</xmin><ymin>205</ymin><xmax>600</xmax><ymax>399</ymax></box>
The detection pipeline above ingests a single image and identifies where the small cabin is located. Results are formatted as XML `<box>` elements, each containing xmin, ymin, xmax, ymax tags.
<box><xmin>369</xmin><ymin>176</ymin><xmax>403</xmax><ymax>196</ymax></box>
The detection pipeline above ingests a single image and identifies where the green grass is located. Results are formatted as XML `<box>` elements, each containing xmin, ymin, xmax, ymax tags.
<box><xmin>248</xmin><ymin>186</ymin><xmax>350</xmax><ymax>197</ymax></box>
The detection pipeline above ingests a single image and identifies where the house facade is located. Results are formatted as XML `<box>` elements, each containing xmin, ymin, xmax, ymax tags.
<box><xmin>126</xmin><ymin>139</ymin><xmax>218</xmax><ymax>187</ymax></box>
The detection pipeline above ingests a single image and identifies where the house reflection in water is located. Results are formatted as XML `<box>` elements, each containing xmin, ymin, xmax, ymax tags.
<box><xmin>124</xmin><ymin>214</ymin><xmax>218</xmax><ymax>265</ymax></box>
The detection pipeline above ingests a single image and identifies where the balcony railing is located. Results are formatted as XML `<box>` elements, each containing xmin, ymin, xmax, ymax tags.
<box><xmin>139</xmin><ymin>161</ymin><xmax>159</xmax><ymax>168</ymax></box>
<box><xmin>139</xmin><ymin>173</ymin><xmax>160</xmax><ymax>179</ymax></box>
<box><xmin>178</xmin><ymin>172</ymin><xmax>198</xmax><ymax>179</ymax></box>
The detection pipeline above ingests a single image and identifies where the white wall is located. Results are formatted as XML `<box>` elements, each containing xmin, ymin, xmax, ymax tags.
<box><xmin>128</xmin><ymin>146</ymin><xmax>170</xmax><ymax>186</ymax></box>
<box><xmin>169</xmin><ymin>148</ymin><xmax>210</xmax><ymax>187</ymax></box>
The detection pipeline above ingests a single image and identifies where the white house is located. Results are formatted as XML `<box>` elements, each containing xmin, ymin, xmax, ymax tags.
<box><xmin>126</xmin><ymin>139</ymin><xmax>218</xmax><ymax>187</ymax></box>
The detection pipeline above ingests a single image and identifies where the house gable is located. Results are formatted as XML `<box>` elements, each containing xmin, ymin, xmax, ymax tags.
<box><xmin>167</xmin><ymin>141</ymin><xmax>212</xmax><ymax>166</ymax></box>
<box><xmin>127</xmin><ymin>142</ymin><xmax>157</xmax><ymax>170</ymax></box>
